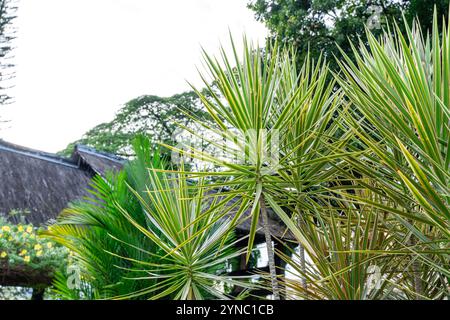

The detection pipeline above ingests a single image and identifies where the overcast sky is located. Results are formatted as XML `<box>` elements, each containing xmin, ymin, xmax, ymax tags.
<box><xmin>1</xmin><ymin>0</ymin><xmax>267</xmax><ymax>152</ymax></box>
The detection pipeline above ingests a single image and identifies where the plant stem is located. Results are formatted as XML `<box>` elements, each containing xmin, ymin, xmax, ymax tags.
<box><xmin>299</xmin><ymin>243</ymin><xmax>307</xmax><ymax>291</ymax></box>
<box><xmin>409</xmin><ymin>235</ymin><xmax>423</xmax><ymax>300</ymax></box>
<box><xmin>413</xmin><ymin>260</ymin><xmax>423</xmax><ymax>300</ymax></box>
<box><xmin>296</xmin><ymin>209</ymin><xmax>308</xmax><ymax>295</ymax></box>
<box><xmin>187</xmin><ymin>287</ymin><xmax>194</xmax><ymax>300</ymax></box>
<box><xmin>259</xmin><ymin>192</ymin><xmax>281</xmax><ymax>300</ymax></box>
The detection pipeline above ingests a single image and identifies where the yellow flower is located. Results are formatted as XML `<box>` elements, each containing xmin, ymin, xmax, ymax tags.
<box><xmin>0</xmin><ymin>233</ymin><xmax>3</xmax><ymax>238</ymax></box>
<box><xmin>26</xmin><ymin>226</ymin><xmax>33</xmax><ymax>233</ymax></box>
<box><xmin>19</xmin><ymin>249</ymin><xmax>27</xmax><ymax>256</ymax></box>
<box><xmin>36</xmin><ymin>250</ymin><xmax>43</xmax><ymax>257</ymax></box>
<box><xmin>24</xmin><ymin>255</ymin><xmax>30</xmax><ymax>263</ymax></box>
<box><xmin>1</xmin><ymin>226</ymin><xmax>10</xmax><ymax>232</ymax></box>
<box><xmin>17</xmin><ymin>225</ymin><xmax>24</xmax><ymax>232</ymax></box>
<box><xmin>46</xmin><ymin>242</ymin><xmax>53</xmax><ymax>249</ymax></box>
<box><xmin>8</xmin><ymin>236</ymin><xmax>13</xmax><ymax>241</ymax></box>
<box><xmin>0</xmin><ymin>251</ymin><xmax>7</xmax><ymax>258</ymax></box>
<box><xmin>34</xmin><ymin>244</ymin><xmax>42</xmax><ymax>250</ymax></box>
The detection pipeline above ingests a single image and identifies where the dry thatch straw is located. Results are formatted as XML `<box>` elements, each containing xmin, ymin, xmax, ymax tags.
<box><xmin>0</xmin><ymin>140</ymin><xmax>124</xmax><ymax>226</ymax></box>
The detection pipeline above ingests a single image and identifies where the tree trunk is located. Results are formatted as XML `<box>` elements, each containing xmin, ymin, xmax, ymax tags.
<box><xmin>296</xmin><ymin>210</ymin><xmax>308</xmax><ymax>295</ymax></box>
<box><xmin>259</xmin><ymin>193</ymin><xmax>281</xmax><ymax>300</ymax></box>
<box><xmin>298</xmin><ymin>243</ymin><xmax>307</xmax><ymax>292</ymax></box>
<box><xmin>412</xmin><ymin>261</ymin><xmax>423</xmax><ymax>300</ymax></box>
<box><xmin>409</xmin><ymin>236</ymin><xmax>423</xmax><ymax>300</ymax></box>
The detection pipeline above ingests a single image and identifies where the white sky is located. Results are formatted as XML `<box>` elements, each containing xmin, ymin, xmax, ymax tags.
<box><xmin>1</xmin><ymin>0</ymin><xmax>267</xmax><ymax>152</ymax></box>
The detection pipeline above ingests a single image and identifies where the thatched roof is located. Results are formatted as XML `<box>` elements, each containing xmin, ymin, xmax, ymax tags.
<box><xmin>207</xmin><ymin>189</ymin><xmax>295</xmax><ymax>242</ymax></box>
<box><xmin>234</xmin><ymin>209</ymin><xmax>294</xmax><ymax>242</ymax></box>
<box><xmin>0</xmin><ymin>140</ymin><xmax>292</xmax><ymax>240</ymax></box>
<box><xmin>0</xmin><ymin>140</ymin><xmax>293</xmax><ymax>290</ymax></box>
<box><xmin>0</xmin><ymin>140</ymin><xmax>124</xmax><ymax>225</ymax></box>
<box><xmin>72</xmin><ymin>145</ymin><xmax>125</xmax><ymax>176</ymax></box>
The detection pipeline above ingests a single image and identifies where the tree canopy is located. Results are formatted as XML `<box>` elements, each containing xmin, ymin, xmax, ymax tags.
<box><xmin>60</xmin><ymin>91</ymin><xmax>212</xmax><ymax>158</ymax></box>
<box><xmin>247</xmin><ymin>0</ymin><xmax>449</xmax><ymax>69</ymax></box>
<box><xmin>0</xmin><ymin>0</ymin><xmax>17</xmax><ymax>107</ymax></box>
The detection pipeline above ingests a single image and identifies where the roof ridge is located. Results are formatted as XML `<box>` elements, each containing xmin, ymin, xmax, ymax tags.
<box><xmin>75</xmin><ymin>144</ymin><xmax>126</xmax><ymax>163</ymax></box>
<box><xmin>0</xmin><ymin>139</ymin><xmax>78</xmax><ymax>168</ymax></box>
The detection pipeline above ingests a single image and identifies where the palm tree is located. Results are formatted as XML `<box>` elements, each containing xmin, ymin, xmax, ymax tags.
<box><xmin>44</xmin><ymin>137</ymin><xmax>255</xmax><ymax>299</ymax></box>
<box><xmin>44</xmin><ymin>137</ymin><xmax>166</xmax><ymax>299</ymax></box>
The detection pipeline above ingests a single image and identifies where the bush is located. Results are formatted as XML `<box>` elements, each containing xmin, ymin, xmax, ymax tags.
<box><xmin>0</xmin><ymin>216</ymin><xmax>69</xmax><ymax>280</ymax></box>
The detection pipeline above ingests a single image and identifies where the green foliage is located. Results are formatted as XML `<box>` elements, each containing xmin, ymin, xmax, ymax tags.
<box><xmin>59</xmin><ymin>91</ymin><xmax>212</xmax><ymax>158</ymax></box>
<box><xmin>278</xmin><ymin>10</ymin><xmax>450</xmax><ymax>300</ymax></box>
<box><xmin>338</xmin><ymin>11</ymin><xmax>450</xmax><ymax>237</ymax></box>
<box><xmin>0</xmin><ymin>216</ymin><xmax>68</xmax><ymax>274</ymax></box>
<box><xmin>281</xmin><ymin>206</ymin><xmax>399</xmax><ymax>300</ymax></box>
<box><xmin>0</xmin><ymin>0</ymin><xmax>17</xmax><ymax>107</ymax></box>
<box><xmin>170</xmin><ymin>35</ymin><xmax>340</xmax><ymax>250</ymax></box>
<box><xmin>164</xmin><ymin>12</ymin><xmax>449</xmax><ymax>299</ymax></box>
<box><xmin>248</xmin><ymin>0</ymin><xmax>449</xmax><ymax>70</ymax></box>
<box><xmin>281</xmin><ymin>184</ymin><xmax>449</xmax><ymax>300</ymax></box>
<box><xmin>113</xmin><ymin>168</ymin><xmax>257</xmax><ymax>300</ymax></box>
<box><xmin>45</xmin><ymin>137</ymin><xmax>255</xmax><ymax>300</ymax></box>
<box><xmin>45</xmin><ymin>138</ymin><xmax>166</xmax><ymax>299</ymax></box>
<box><xmin>328</xmin><ymin>11</ymin><xmax>450</xmax><ymax>299</ymax></box>
<box><xmin>163</xmin><ymin>34</ymin><xmax>343</xmax><ymax>299</ymax></box>
<box><xmin>39</xmin><ymin>7</ymin><xmax>450</xmax><ymax>301</ymax></box>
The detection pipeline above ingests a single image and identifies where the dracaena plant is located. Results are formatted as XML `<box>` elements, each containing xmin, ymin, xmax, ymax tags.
<box><xmin>336</xmin><ymin>11</ymin><xmax>450</xmax><ymax>299</ymax></box>
<box><xmin>278</xmin><ymin>179</ymin><xmax>449</xmax><ymax>300</ymax></box>
<box><xmin>111</xmin><ymin>167</ymin><xmax>258</xmax><ymax>300</ymax></box>
<box><xmin>279</xmin><ymin>206</ymin><xmax>398</xmax><ymax>300</ymax></box>
<box><xmin>162</xmin><ymin>35</ymin><xmax>344</xmax><ymax>299</ymax></box>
